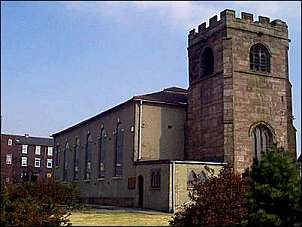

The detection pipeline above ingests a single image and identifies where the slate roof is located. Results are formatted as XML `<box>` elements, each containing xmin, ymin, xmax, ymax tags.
<box><xmin>2</xmin><ymin>134</ymin><xmax>53</xmax><ymax>146</ymax></box>
<box><xmin>133</xmin><ymin>86</ymin><xmax>187</xmax><ymax>106</ymax></box>
<box><xmin>52</xmin><ymin>86</ymin><xmax>187</xmax><ymax>136</ymax></box>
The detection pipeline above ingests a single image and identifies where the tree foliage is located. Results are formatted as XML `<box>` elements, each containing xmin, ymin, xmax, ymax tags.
<box><xmin>1</xmin><ymin>180</ymin><xmax>80</xmax><ymax>226</ymax></box>
<box><xmin>170</xmin><ymin>165</ymin><xmax>249</xmax><ymax>226</ymax></box>
<box><xmin>245</xmin><ymin>145</ymin><xmax>302</xmax><ymax>227</ymax></box>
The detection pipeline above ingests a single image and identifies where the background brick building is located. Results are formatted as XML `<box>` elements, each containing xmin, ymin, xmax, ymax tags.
<box><xmin>1</xmin><ymin>133</ymin><xmax>54</xmax><ymax>184</ymax></box>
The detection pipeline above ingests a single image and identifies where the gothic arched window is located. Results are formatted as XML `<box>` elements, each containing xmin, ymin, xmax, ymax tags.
<box><xmin>73</xmin><ymin>138</ymin><xmax>80</xmax><ymax>180</ymax></box>
<box><xmin>98</xmin><ymin>128</ymin><xmax>106</xmax><ymax>178</ymax></box>
<box><xmin>200</xmin><ymin>47</ymin><xmax>214</xmax><ymax>77</ymax></box>
<box><xmin>114</xmin><ymin>123</ymin><xmax>124</xmax><ymax>177</ymax></box>
<box><xmin>63</xmin><ymin>142</ymin><xmax>69</xmax><ymax>181</ymax></box>
<box><xmin>85</xmin><ymin>134</ymin><xmax>93</xmax><ymax>180</ymax></box>
<box><xmin>250</xmin><ymin>44</ymin><xmax>270</xmax><ymax>73</ymax></box>
<box><xmin>251</xmin><ymin>124</ymin><xmax>273</xmax><ymax>163</ymax></box>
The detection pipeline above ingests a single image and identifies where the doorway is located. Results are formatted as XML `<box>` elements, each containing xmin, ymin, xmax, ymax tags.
<box><xmin>138</xmin><ymin>175</ymin><xmax>144</xmax><ymax>207</ymax></box>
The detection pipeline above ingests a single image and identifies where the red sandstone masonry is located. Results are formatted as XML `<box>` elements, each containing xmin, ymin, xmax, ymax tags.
<box><xmin>186</xmin><ymin>9</ymin><xmax>296</xmax><ymax>172</ymax></box>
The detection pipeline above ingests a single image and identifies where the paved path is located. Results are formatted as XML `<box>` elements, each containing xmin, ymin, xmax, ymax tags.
<box><xmin>79</xmin><ymin>204</ymin><xmax>171</xmax><ymax>215</ymax></box>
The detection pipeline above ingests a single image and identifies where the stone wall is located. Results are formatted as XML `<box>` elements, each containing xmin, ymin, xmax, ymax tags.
<box><xmin>186</xmin><ymin>9</ymin><xmax>296</xmax><ymax>173</ymax></box>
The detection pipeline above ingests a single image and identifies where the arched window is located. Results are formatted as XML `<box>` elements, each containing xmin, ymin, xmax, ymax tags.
<box><xmin>250</xmin><ymin>44</ymin><xmax>270</xmax><ymax>72</ymax></box>
<box><xmin>85</xmin><ymin>134</ymin><xmax>93</xmax><ymax>180</ymax></box>
<box><xmin>63</xmin><ymin>142</ymin><xmax>69</xmax><ymax>181</ymax></box>
<box><xmin>98</xmin><ymin>128</ymin><xmax>106</xmax><ymax>178</ymax></box>
<box><xmin>251</xmin><ymin>124</ymin><xmax>273</xmax><ymax>163</ymax></box>
<box><xmin>73</xmin><ymin>138</ymin><xmax>80</xmax><ymax>180</ymax></box>
<box><xmin>187</xmin><ymin>170</ymin><xmax>197</xmax><ymax>189</ymax></box>
<box><xmin>200</xmin><ymin>47</ymin><xmax>214</xmax><ymax>77</ymax></box>
<box><xmin>114</xmin><ymin>123</ymin><xmax>124</xmax><ymax>177</ymax></box>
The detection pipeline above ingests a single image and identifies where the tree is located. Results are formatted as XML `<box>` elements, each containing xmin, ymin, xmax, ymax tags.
<box><xmin>245</xmin><ymin>145</ymin><xmax>302</xmax><ymax>227</ymax></box>
<box><xmin>1</xmin><ymin>180</ymin><xmax>79</xmax><ymax>226</ymax></box>
<box><xmin>170</xmin><ymin>164</ymin><xmax>249</xmax><ymax>226</ymax></box>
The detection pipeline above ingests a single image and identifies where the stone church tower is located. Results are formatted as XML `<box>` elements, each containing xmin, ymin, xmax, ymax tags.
<box><xmin>185</xmin><ymin>9</ymin><xmax>296</xmax><ymax>172</ymax></box>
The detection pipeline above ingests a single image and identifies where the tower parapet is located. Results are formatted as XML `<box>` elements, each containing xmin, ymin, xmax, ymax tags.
<box><xmin>188</xmin><ymin>9</ymin><xmax>288</xmax><ymax>47</ymax></box>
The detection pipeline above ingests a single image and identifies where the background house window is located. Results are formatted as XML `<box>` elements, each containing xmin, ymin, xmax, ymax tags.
<box><xmin>22</xmin><ymin>145</ymin><xmax>28</xmax><ymax>154</ymax></box>
<box><xmin>47</xmin><ymin>147</ymin><xmax>53</xmax><ymax>156</ymax></box>
<box><xmin>35</xmin><ymin>158</ymin><xmax>41</xmax><ymax>167</ymax></box>
<box><xmin>35</xmin><ymin>146</ymin><xmax>41</xmax><ymax>155</ymax></box>
<box><xmin>6</xmin><ymin>154</ymin><xmax>12</xmax><ymax>165</ymax></box>
<box><xmin>114</xmin><ymin>123</ymin><xmax>124</xmax><ymax>177</ymax></box>
<box><xmin>250</xmin><ymin>43</ymin><xmax>270</xmax><ymax>72</ymax></box>
<box><xmin>151</xmin><ymin>169</ymin><xmax>161</xmax><ymax>189</ymax></box>
<box><xmin>21</xmin><ymin>157</ymin><xmax>27</xmax><ymax>166</ymax></box>
<box><xmin>251</xmin><ymin>124</ymin><xmax>273</xmax><ymax>163</ymax></box>
<box><xmin>98</xmin><ymin>129</ymin><xmax>106</xmax><ymax>178</ymax></box>
<box><xmin>200</xmin><ymin>47</ymin><xmax>214</xmax><ymax>77</ymax></box>
<box><xmin>47</xmin><ymin>159</ymin><xmax>53</xmax><ymax>169</ymax></box>
<box><xmin>8</xmin><ymin>138</ymin><xmax>12</xmax><ymax>146</ymax></box>
<box><xmin>85</xmin><ymin>134</ymin><xmax>93</xmax><ymax>180</ymax></box>
<box><xmin>74</xmin><ymin>138</ymin><xmax>80</xmax><ymax>180</ymax></box>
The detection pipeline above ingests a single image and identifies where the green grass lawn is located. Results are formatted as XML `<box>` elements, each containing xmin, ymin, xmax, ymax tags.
<box><xmin>69</xmin><ymin>210</ymin><xmax>173</xmax><ymax>226</ymax></box>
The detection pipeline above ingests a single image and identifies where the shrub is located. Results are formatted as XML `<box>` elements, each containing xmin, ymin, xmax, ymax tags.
<box><xmin>1</xmin><ymin>180</ymin><xmax>79</xmax><ymax>226</ymax></box>
<box><xmin>170</xmin><ymin>164</ymin><xmax>249</xmax><ymax>226</ymax></box>
<box><xmin>245</xmin><ymin>145</ymin><xmax>302</xmax><ymax>227</ymax></box>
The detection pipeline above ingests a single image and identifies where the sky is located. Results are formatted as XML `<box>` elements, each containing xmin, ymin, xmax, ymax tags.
<box><xmin>1</xmin><ymin>1</ymin><xmax>301</xmax><ymax>156</ymax></box>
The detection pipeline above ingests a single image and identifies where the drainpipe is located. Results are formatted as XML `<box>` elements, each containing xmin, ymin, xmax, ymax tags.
<box><xmin>171</xmin><ymin>161</ymin><xmax>175</xmax><ymax>213</ymax></box>
<box><xmin>137</xmin><ymin>100</ymin><xmax>143</xmax><ymax>160</ymax></box>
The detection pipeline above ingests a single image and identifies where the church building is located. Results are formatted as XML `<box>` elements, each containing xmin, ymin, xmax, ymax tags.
<box><xmin>53</xmin><ymin>9</ymin><xmax>296</xmax><ymax>212</ymax></box>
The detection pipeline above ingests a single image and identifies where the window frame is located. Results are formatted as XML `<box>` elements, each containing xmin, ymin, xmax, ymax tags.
<box><xmin>35</xmin><ymin>146</ymin><xmax>41</xmax><ymax>155</ymax></box>
<box><xmin>251</xmin><ymin>123</ymin><xmax>273</xmax><ymax>163</ymax></box>
<box><xmin>114</xmin><ymin>123</ymin><xmax>124</xmax><ymax>177</ymax></box>
<box><xmin>6</xmin><ymin>154</ymin><xmax>12</xmax><ymax>165</ymax></box>
<box><xmin>98</xmin><ymin>128</ymin><xmax>106</xmax><ymax>178</ymax></box>
<box><xmin>47</xmin><ymin>159</ymin><xmax>53</xmax><ymax>169</ymax></box>
<box><xmin>73</xmin><ymin>138</ymin><xmax>80</xmax><ymax>180</ymax></box>
<box><xmin>22</xmin><ymin>145</ymin><xmax>28</xmax><ymax>154</ymax></box>
<box><xmin>249</xmin><ymin>43</ymin><xmax>271</xmax><ymax>73</ymax></box>
<box><xmin>35</xmin><ymin>158</ymin><xmax>41</xmax><ymax>168</ymax></box>
<box><xmin>150</xmin><ymin>169</ymin><xmax>161</xmax><ymax>189</ymax></box>
<box><xmin>21</xmin><ymin>157</ymin><xmax>28</xmax><ymax>167</ymax></box>
<box><xmin>47</xmin><ymin>147</ymin><xmax>53</xmax><ymax>156</ymax></box>
<box><xmin>8</xmin><ymin>139</ymin><xmax>13</xmax><ymax>146</ymax></box>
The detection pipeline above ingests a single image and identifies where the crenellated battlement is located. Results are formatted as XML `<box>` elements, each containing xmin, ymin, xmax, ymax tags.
<box><xmin>188</xmin><ymin>9</ymin><xmax>288</xmax><ymax>45</ymax></box>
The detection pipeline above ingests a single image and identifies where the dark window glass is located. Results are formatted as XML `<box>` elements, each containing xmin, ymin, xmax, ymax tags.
<box><xmin>200</xmin><ymin>47</ymin><xmax>214</xmax><ymax>77</ymax></box>
<box><xmin>151</xmin><ymin>169</ymin><xmax>161</xmax><ymax>189</ymax></box>
<box><xmin>250</xmin><ymin>44</ymin><xmax>270</xmax><ymax>73</ymax></box>
<box><xmin>98</xmin><ymin>129</ymin><xmax>106</xmax><ymax>178</ymax></box>
<box><xmin>63</xmin><ymin>142</ymin><xmax>69</xmax><ymax>181</ymax></box>
<box><xmin>85</xmin><ymin>134</ymin><xmax>93</xmax><ymax>180</ymax></box>
<box><xmin>114</xmin><ymin>124</ymin><xmax>124</xmax><ymax>176</ymax></box>
<box><xmin>73</xmin><ymin>138</ymin><xmax>80</xmax><ymax>180</ymax></box>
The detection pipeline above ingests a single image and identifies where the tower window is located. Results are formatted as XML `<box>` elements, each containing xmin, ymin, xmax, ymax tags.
<box><xmin>200</xmin><ymin>47</ymin><xmax>214</xmax><ymax>77</ymax></box>
<box><xmin>250</xmin><ymin>44</ymin><xmax>270</xmax><ymax>73</ymax></box>
<box><xmin>251</xmin><ymin>124</ymin><xmax>273</xmax><ymax>163</ymax></box>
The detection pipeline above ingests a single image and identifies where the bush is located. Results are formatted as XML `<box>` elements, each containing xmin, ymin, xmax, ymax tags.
<box><xmin>245</xmin><ymin>145</ymin><xmax>302</xmax><ymax>227</ymax></box>
<box><xmin>1</xmin><ymin>180</ymin><xmax>80</xmax><ymax>226</ymax></box>
<box><xmin>170</xmin><ymin>165</ymin><xmax>249</xmax><ymax>226</ymax></box>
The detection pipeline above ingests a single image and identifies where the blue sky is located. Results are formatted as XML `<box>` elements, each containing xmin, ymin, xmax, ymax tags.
<box><xmin>1</xmin><ymin>1</ymin><xmax>301</xmax><ymax>156</ymax></box>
